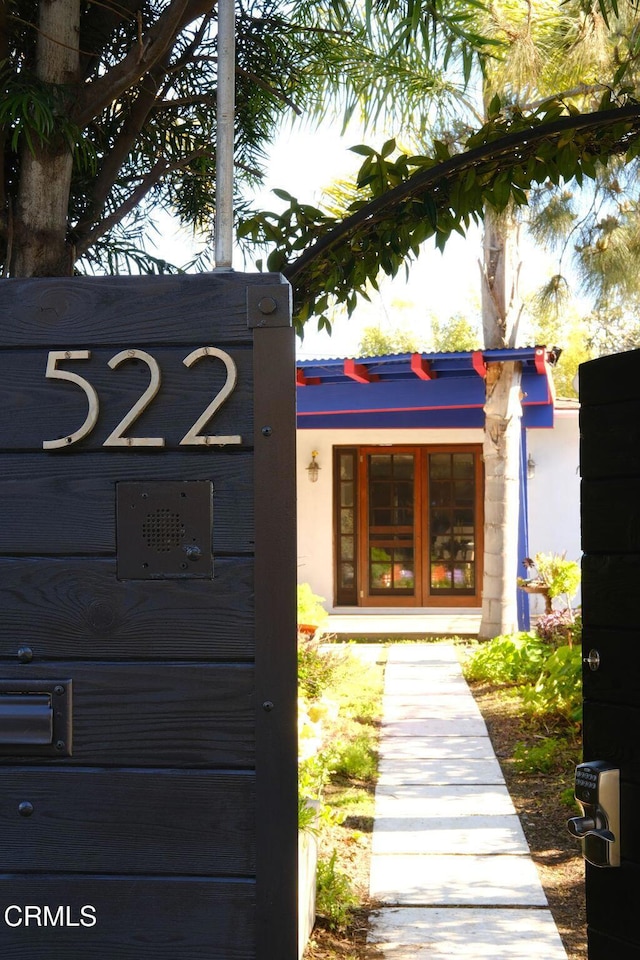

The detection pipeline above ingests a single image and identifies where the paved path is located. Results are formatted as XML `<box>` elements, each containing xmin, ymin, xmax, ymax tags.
<box><xmin>368</xmin><ymin>643</ymin><xmax>569</xmax><ymax>959</ymax></box>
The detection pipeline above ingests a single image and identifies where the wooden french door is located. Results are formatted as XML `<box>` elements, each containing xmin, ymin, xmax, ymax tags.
<box><xmin>335</xmin><ymin>445</ymin><xmax>483</xmax><ymax>607</ymax></box>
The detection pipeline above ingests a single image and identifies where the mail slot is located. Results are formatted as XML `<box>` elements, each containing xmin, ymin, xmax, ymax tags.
<box><xmin>0</xmin><ymin>694</ymin><xmax>53</xmax><ymax>745</ymax></box>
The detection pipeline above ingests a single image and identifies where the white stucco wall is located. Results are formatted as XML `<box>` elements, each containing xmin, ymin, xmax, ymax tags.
<box><xmin>526</xmin><ymin>408</ymin><xmax>581</xmax><ymax>612</ymax></box>
<box><xmin>297</xmin><ymin>412</ymin><xmax>582</xmax><ymax>615</ymax></box>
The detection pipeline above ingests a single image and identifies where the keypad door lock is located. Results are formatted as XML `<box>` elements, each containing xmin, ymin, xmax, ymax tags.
<box><xmin>567</xmin><ymin>760</ymin><xmax>620</xmax><ymax>868</ymax></box>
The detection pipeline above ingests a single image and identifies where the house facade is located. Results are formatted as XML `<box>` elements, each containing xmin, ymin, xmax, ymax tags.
<box><xmin>296</xmin><ymin>347</ymin><xmax>580</xmax><ymax>626</ymax></box>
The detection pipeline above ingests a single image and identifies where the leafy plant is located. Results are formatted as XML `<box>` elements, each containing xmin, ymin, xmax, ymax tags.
<box><xmin>332</xmin><ymin>733</ymin><xmax>378</xmax><ymax>782</ymax></box>
<box><xmin>297</xmin><ymin>583</ymin><xmax>328</xmax><ymax>627</ymax></box>
<box><xmin>513</xmin><ymin>737</ymin><xmax>571</xmax><ymax>774</ymax></box>
<box><xmin>533</xmin><ymin>553</ymin><xmax>581</xmax><ymax>601</ymax></box>
<box><xmin>519</xmin><ymin>553</ymin><xmax>580</xmax><ymax>604</ymax></box>
<box><xmin>315</xmin><ymin>850</ymin><xmax>358</xmax><ymax>932</ymax></box>
<box><xmin>536</xmin><ymin>610</ymin><xmax>582</xmax><ymax>648</ymax></box>
<box><xmin>521</xmin><ymin>645</ymin><xmax>583</xmax><ymax>723</ymax></box>
<box><xmin>464</xmin><ymin>632</ymin><xmax>548</xmax><ymax>685</ymax></box>
<box><xmin>298</xmin><ymin>644</ymin><xmax>345</xmax><ymax>701</ymax></box>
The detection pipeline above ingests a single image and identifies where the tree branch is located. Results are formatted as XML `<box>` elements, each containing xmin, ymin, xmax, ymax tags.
<box><xmin>283</xmin><ymin>103</ymin><xmax>640</xmax><ymax>287</ymax></box>
<box><xmin>73</xmin><ymin>0</ymin><xmax>213</xmax><ymax>128</ymax></box>
<box><xmin>75</xmin><ymin>58</ymin><xmax>172</xmax><ymax>237</ymax></box>
<box><xmin>74</xmin><ymin>148</ymin><xmax>209</xmax><ymax>255</ymax></box>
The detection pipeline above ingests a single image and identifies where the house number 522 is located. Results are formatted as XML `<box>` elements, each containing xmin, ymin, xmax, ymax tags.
<box><xmin>42</xmin><ymin>347</ymin><xmax>242</xmax><ymax>450</ymax></box>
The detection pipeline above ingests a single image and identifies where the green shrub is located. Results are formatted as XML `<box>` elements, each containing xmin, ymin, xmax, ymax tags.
<box><xmin>464</xmin><ymin>632</ymin><xmax>547</xmax><ymax>684</ymax></box>
<box><xmin>535</xmin><ymin>610</ymin><xmax>582</xmax><ymax>647</ymax></box>
<box><xmin>298</xmin><ymin>644</ymin><xmax>345</xmax><ymax>701</ymax></box>
<box><xmin>333</xmin><ymin>733</ymin><xmax>378</xmax><ymax>782</ymax></box>
<box><xmin>315</xmin><ymin>850</ymin><xmax>357</xmax><ymax>932</ymax></box>
<box><xmin>533</xmin><ymin>553</ymin><xmax>580</xmax><ymax>601</ymax></box>
<box><xmin>521</xmin><ymin>644</ymin><xmax>582</xmax><ymax>723</ymax></box>
<box><xmin>297</xmin><ymin>582</ymin><xmax>328</xmax><ymax>626</ymax></box>
<box><xmin>513</xmin><ymin>737</ymin><xmax>566</xmax><ymax>773</ymax></box>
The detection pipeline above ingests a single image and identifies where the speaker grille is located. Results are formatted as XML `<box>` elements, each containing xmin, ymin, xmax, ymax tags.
<box><xmin>142</xmin><ymin>508</ymin><xmax>186</xmax><ymax>553</ymax></box>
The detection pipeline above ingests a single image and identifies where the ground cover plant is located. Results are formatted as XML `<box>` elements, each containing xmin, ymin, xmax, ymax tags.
<box><xmin>298</xmin><ymin>638</ymin><xmax>386</xmax><ymax>958</ymax></box>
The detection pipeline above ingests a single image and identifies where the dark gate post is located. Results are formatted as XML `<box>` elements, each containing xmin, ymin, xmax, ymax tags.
<box><xmin>581</xmin><ymin>349</ymin><xmax>640</xmax><ymax>959</ymax></box>
<box><xmin>0</xmin><ymin>273</ymin><xmax>298</xmax><ymax>960</ymax></box>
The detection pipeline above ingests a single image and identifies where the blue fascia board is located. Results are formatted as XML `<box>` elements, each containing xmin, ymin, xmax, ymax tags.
<box><xmin>297</xmin><ymin>368</ymin><xmax>551</xmax><ymax>416</ymax></box>
<box><xmin>297</xmin><ymin>404</ymin><xmax>553</xmax><ymax>430</ymax></box>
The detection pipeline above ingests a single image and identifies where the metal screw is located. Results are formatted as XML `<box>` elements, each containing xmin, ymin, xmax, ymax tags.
<box><xmin>55</xmin><ymin>740</ymin><xmax>65</xmax><ymax>752</ymax></box>
<box><xmin>18</xmin><ymin>801</ymin><xmax>34</xmax><ymax>818</ymax></box>
<box><xmin>261</xmin><ymin>426</ymin><xmax>273</xmax><ymax>438</ymax></box>
<box><xmin>258</xmin><ymin>296</ymin><xmax>278</xmax><ymax>315</ymax></box>
<box><xmin>54</xmin><ymin>685</ymin><xmax>65</xmax><ymax>696</ymax></box>
<box><xmin>262</xmin><ymin>700</ymin><xmax>274</xmax><ymax>712</ymax></box>
<box><xmin>17</xmin><ymin>646</ymin><xmax>33</xmax><ymax>663</ymax></box>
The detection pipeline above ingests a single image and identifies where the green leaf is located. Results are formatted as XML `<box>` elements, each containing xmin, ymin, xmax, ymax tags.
<box><xmin>350</xmin><ymin>144</ymin><xmax>376</xmax><ymax>157</ymax></box>
<box><xmin>380</xmin><ymin>137</ymin><xmax>396</xmax><ymax>159</ymax></box>
<box><xmin>266</xmin><ymin>249</ymin><xmax>287</xmax><ymax>272</ymax></box>
<box><xmin>487</xmin><ymin>92</ymin><xmax>501</xmax><ymax>119</ymax></box>
<box><xmin>272</xmin><ymin>188</ymin><xmax>296</xmax><ymax>203</ymax></box>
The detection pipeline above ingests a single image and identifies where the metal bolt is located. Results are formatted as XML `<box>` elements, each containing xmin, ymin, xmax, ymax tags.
<box><xmin>54</xmin><ymin>685</ymin><xmax>65</xmax><ymax>696</ymax></box>
<box><xmin>583</xmin><ymin>649</ymin><xmax>601</xmax><ymax>672</ymax></box>
<box><xmin>17</xmin><ymin>646</ymin><xmax>33</xmax><ymax>663</ymax></box>
<box><xmin>258</xmin><ymin>296</ymin><xmax>278</xmax><ymax>315</ymax></box>
<box><xmin>55</xmin><ymin>740</ymin><xmax>65</xmax><ymax>752</ymax></box>
<box><xmin>18</xmin><ymin>801</ymin><xmax>34</xmax><ymax>817</ymax></box>
<box><xmin>262</xmin><ymin>700</ymin><xmax>274</xmax><ymax>712</ymax></box>
<box><xmin>261</xmin><ymin>426</ymin><xmax>273</xmax><ymax>438</ymax></box>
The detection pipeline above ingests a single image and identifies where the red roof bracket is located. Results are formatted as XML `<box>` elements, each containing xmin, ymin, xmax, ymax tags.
<box><xmin>534</xmin><ymin>346</ymin><xmax>547</xmax><ymax>375</ymax></box>
<box><xmin>296</xmin><ymin>368</ymin><xmax>321</xmax><ymax>386</ymax></box>
<box><xmin>471</xmin><ymin>350</ymin><xmax>487</xmax><ymax>378</ymax></box>
<box><xmin>344</xmin><ymin>358</ymin><xmax>379</xmax><ymax>383</ymax></box>
<box><xmin>410</xmin><ymin>354</ymin><xmax>435</xmax><ymax>380</ymax></box>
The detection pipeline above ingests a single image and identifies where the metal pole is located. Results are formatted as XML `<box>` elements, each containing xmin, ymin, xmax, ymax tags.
<box><xmin>214</xmin><ymin>0</ymin><xmax>235</xmax><ymax>270</ymax></box>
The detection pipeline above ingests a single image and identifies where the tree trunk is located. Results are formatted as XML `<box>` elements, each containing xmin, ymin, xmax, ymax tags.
<box><xmin>478</xmin><ymin>207</ymin><xmax>524</xmax><ymax>640</ymax></box>
<box><xmin>12</xmin><ymin>0</ymin><xmax>81</xmax><ymax>277</ymax></box>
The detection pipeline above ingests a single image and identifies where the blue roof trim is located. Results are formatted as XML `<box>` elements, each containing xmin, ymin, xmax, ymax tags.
<box><xmin>296</xmin><ymin>347</ymin><xmax>555</xmax><ymax>429</ymax></box>
<box><xmin>297</xmin><ymin>405</ymin><xmax>553</xmax><ymax>430</ymax></box>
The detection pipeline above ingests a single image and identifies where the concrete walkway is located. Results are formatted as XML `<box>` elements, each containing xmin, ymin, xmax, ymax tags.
<box><xmin>368</xmin><ymin>643</ymin><xmax>569</xmax><ymax>959</ymax></box>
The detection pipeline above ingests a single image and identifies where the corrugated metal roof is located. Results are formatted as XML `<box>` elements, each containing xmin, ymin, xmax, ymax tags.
<box><xmin>296</xmin><ymin>346</ymin><xmax>557</xmax><ymax>429</ymax></box>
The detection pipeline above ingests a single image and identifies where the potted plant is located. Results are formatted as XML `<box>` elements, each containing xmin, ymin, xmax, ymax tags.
<box><xmin>517</xmin><ymin>552</ymin><xmax>580</xmax><ymax>615</ymax></box>
<box><xmin>297</xmin><ymin>583</ymin><xmax>328</xmax><ymax>641</ymax></box>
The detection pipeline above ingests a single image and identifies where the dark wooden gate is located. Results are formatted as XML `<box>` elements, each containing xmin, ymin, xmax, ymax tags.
<box><xmin>581</xmin><ymin>348</ymin><xmax>640</xmax><ymax>959</ymax></box>
<box><xmin>0</xmin><ymin>274</ymin><xmax>297</xmax><ymax>960</ymax></box>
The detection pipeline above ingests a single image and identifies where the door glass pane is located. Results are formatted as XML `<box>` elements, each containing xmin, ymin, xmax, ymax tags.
<box><xmin>370</xmin><ymin>455</ymin><xmax>392</xmax><ymax>478</ymax></box>
<box><xmin>394</xmin><ymin>455</ymin><xmax>414</xmax><ymax>479</ymax></box>
<box><xmin>429</xmin><ymin>452</ymin><xmax>476</xmax><ymax>596</ymax></box>
<box><xmin>368</xmin><ymin>454</ymin><xmax>415</xmax><ymax>595</ymax></box>
<box><xmin>341</xmin><ymin>482</ymin><xmax>354</xmax><ymax>508</ymax></box>
<box><xmin>340</xmin><ymin>563</ymin><xmax>354</xmax><ymax>588</ymax></box>
<box><xmin>341</xmin><ymin>536</ymin><xmax>354</xmax><ymax>561</ymax></box>
<box><xmin>340</xmin><ymin>458</ymin><xmax>353</xmax><ymax>481</ymax></box>
<box><xmin>452</xmin><ymin>454</ymin><xmax>474</xmax><ymax>478</ymax></box>
<box><xmin>429</xmin><ymin>453</ymin><xmax>451</xmax><ymax>479</ymax></box>
<box><xmin>336</xmin><ymin>451</ymin><xmax>357</xmax><ymax>605</ymax></box>
<box><xmin>340</xmin><ymin>509</ymin><xmax>354</xmax><ymax>534</ymax></box>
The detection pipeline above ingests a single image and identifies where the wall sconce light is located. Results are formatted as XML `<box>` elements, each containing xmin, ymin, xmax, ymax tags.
<box><xmin>527</xmin><ymin>453</ymin><xmax>536</xmax><ymax>480</ymax></box>
<box><xmin>307</xmin><ymin>450</ymin><xmax>320</xmax><ymax>483</ymax></box>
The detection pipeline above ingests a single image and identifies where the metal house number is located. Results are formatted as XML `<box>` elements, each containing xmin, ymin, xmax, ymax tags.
<box><xmin>42</xmin><ymin>347</ymin><xmax>242</xmax><ymax>449</ymax></box>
